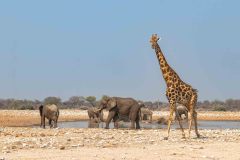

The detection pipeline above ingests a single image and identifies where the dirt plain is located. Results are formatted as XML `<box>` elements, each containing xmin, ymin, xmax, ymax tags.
<box><xmin>0</xmin><ymin>110</ymin><xmax>240</xmax><ymax>160</ymax></box>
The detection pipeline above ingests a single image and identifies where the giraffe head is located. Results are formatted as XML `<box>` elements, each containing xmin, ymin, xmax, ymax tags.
<box><xmin>150</xmin><ymin>34</ymin><xmax>160</xmax><ymax>49</ymax></box>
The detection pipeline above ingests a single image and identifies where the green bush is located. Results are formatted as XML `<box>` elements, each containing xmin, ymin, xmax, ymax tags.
<box><xmin>19</xmin><ymin>105</ymin><xmax>34</xmax><ymax>110</ymax></box>
<box><xmin>213</xmin><ymin>105</ymin><xmax>227</xmax><ymax>111</ymax></box>
<box><xmin>44</xmin><ymin>97</ymin><xmax>61</xmax><ymax>105</ymax></box>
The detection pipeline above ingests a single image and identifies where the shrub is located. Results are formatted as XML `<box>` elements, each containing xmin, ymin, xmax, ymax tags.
<box><xmin>213</xmin><ymin>105</ymin><xmax>227</xmax><ymax>111</ymax></box>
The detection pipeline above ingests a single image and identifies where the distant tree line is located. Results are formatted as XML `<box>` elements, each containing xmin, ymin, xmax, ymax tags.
<box><xmin>0</xmin><ymin>96</ymin><xmax>239</xmax><ymax>111</ymax></box>
<box><xmin>144</xmin><ymin>99</ymin><xmax>240</xmax><ymax>111</ymax></box>
<box><xmin>0</xmin><ymin>96</ymin><xmax>97</xmax><ymax>110</ymax></box>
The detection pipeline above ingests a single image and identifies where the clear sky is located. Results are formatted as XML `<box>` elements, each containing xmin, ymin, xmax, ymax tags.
<box><xmin>0</xmin><ymin>0</ymin><xmax>239</xmax><ymax>102</ymax></box>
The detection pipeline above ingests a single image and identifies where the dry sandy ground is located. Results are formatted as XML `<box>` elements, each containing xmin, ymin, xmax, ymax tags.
<box><xmin>0</xmin><ymin>110</ymin><xmax>240</xmax><ymax>160</ymax></box>
<box><xmin>1</xmin><ymin>110</ymin><xmax>240</xmax><ymax>127</ymax></box>
<box><xmin>0</xmin><ymin>128</ymin><xmax>240</xmax><ymax>160</ymax></box>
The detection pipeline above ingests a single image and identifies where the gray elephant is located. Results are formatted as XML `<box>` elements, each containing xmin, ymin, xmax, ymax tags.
<box><xmin>39</xmin><ymin>104</ymin><xmax>59</xmax><ymax>128</ymax></box>
<box><xmin>175</xmin><ymin>105</ymin><xmax>188</xmax><ymax>120</ymax></box>
<box><xmin>157</xmin><ymin>117</ymin><xmax>168</xmax><ymax>125</ymax></box>
<box><xmin>87</xmin><ymin>107</ymin><xmax>104</xmax><ymax>122</ymax></box>
<box><xmin>99</xmin><ymin>96</ymin><xmax>142</xmax><ymax>129</ymax></box>
<box><xmin>88</xmin><ymin>117</ymin><xmax>101</xmax><ymax>128</ymax></box>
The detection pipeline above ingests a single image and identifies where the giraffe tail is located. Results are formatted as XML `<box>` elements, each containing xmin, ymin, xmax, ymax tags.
<box><xmin>192</xmin><ymin>88</ymin><xmax>198</xmax><ymax>93</ymax></box>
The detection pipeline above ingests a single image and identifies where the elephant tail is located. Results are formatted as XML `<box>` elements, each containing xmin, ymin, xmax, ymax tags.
<box><xmin>39</xmin><ymin>105</ymin><xmax>43</xmax><ymax>117</ymax></box>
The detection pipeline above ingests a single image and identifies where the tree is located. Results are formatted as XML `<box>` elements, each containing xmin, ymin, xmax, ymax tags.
<box><xmin>67</xmin><ymin>96</ymin><xmax>86</xmax><ymax>108</ymax></box>
<box><xmin>101</xmin><ymin>95</ymin><xmax>109</xmax><ymax>100</ymax></box>
<box><xmin>85</xmin><ymin>96</ymin><xmax>96</xmax><ymax>106</ymax></box>
<box><xmin>44</xmin><ymin>97</ymin><xmax>61</xmax><ymax>105</ymax></box>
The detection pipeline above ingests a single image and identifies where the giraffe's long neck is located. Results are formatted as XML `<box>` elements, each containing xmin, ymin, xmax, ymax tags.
<box><xmin>154</xmin><ymin>43</ymin><xmax>180</xmax><ymax>87</ymax></box>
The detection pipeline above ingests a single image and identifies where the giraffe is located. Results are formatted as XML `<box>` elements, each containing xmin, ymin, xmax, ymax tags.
<box><xmin>150</xmin><ymin>34</ymin><xmax>200</xmax><ymax>139</ymax></box>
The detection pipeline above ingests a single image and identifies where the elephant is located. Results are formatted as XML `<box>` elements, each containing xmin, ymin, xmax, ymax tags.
<box><xmin>157</xmin><ymin>117</ymin><xmax>168</xmax><ymax>125</ymax></box>
<box><xmin>87</xmin><ymin>107</ymin><xmax>104</xmax><ymax>122</ymax></box>
<box><xmin>99</xmin><ymin>96</ymin><xmax>142</xmax><ymax>129</ymax></box>
<box><xmin>175</xmin><ymin>105</ymin><xmax>188</xmax><ymax>120</ymax></box>
<box><xmin>39</xmin><ymin>104</ymin><xmax>59</xmax><ymax>128</ymax></box>
<box><xmin>140</xmin><ymin>108</ymin><xmax>153</xmax><ymax>123</ymax></box>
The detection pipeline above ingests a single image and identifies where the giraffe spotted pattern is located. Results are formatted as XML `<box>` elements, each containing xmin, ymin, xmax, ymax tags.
<box><xmin>150</xmin><ymin>34</ymin><xmax>200</xmax><ymax>139</ymax></box>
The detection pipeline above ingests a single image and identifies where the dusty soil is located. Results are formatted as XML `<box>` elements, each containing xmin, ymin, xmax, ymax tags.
<box><xmin>0</xmin><ymin>128</ymin><xmax>240</xmax><ymax>160</ymax></box>
<box><xmin>1</xmin><ymin>110</ymin><xmax>240</xmax><ymax>127</ymax></box>
<box><xmin>0</xmin><ymin>110</ymin><xmax>240</xmax><ymax>160</ymax></box>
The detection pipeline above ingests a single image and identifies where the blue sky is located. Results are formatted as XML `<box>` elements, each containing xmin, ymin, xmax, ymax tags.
<box><xmin>0</xmin><ymin>0</ymin><xmax>239</xmax><ymax>102</ymax></box>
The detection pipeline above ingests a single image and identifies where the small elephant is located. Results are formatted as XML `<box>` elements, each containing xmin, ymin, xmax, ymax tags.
<box><xmin>157</xmin><ymin>117</ymin><xmax>168</xmax><ymax>125</ymax></box>
<box><xmin>88</xmin><ymin>118</ymin><xmax>100</xmax><ymax>128</ymax></box>
<box><xmin>141</xmin><ymin>108</ymin><xmax>153</xmax><ymax>123</ymax></box>
<box><xmin>99</xmin><ymin>96</ymin><xmax>142</xmax><ymax>129</ymax></box>
<box><xmin>39</xmin><ymin>104</ymin><xmax>59</xmax><ymax>128</ymax></box>
<box><xmin>87</xmin><ymin>107</ymin><xmax>104</xmax><ymax>122</ymax></box>
<box><xmin>175</xmin><ymin>105</ymin><xmax>188</xmax><ymax>120</ymax></box>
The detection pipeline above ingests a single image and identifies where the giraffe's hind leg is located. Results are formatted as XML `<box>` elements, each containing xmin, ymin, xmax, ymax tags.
<box><xmin>188</xmin><ymin>108</ymin><xmax>193</xmax><ymax>138</ymax></box>
<box><xmin>193</xmin><ymin>111</ymin><xmax>200</xmax><ymax>138</ymax></box>
<box><xmin>165</xmin><ymin>102</ymin><xmax>175</xmax><ymax>140</ymax></box>
<box><xmin>188</xmin><ymin>93</ymin><xmax>200</xmax><ymax>138</ymax></box>
<box><xmin>175</xmin><ymin>109</ymin><xmax>186</xmax><ymax>139</ymax></box>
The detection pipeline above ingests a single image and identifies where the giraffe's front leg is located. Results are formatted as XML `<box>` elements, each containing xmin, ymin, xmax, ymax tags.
<box><xmin>164</xmin><ymin>102</ymin><xmax>175</xmax><ymax>140</ymax></box>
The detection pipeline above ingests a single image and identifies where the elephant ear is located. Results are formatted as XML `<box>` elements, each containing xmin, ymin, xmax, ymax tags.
<box><xmin>106</xmin><ymin>98</ymin><xmax>117</xmax><ymax>111</ymax></box>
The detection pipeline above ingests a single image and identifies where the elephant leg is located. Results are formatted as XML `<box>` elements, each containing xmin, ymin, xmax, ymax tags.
<box><xmin>49</xmin><ymin>119</ymin><xmax>53</xmax><ymax>128</ymax></box>
<box><xmin>53</xmin><ymin>120</ymin><xmax>57</xmax><ymax>128</ymax></box>
<box><xmin>135</xmin><ymin>113</ymin><xmax>141</xmax><ymax>129</ymax></box>
<box><xmin>105</xmin><ymin>110</ymin><xmax>116</xmax><ymax>129</ymax></box>
<box><xmin>129</xmin><ymin>111</ymin><xmax>135</xmax><ymax>129</ymax></box>
<box><xmin>130</xmin><ymin>121</ymin><xmax>135</xmax><ymax>129</ymax></box>
<box><xmin>42</xmin><ymin>115</ymin><xmax>46</xmax><ymax>129</ymax></box>
<box><xmin>52</xmin><ymin>118</ymin><xmax>57</xmax><ymax>128</ymax></box>
<box><xmin>113</xmin><ymin>114</ymin><xmax>119</xmax><ymax>129</ymax></box>
<box><xmin>130</xmin><ymin>107</ymin><xmax>139</xmax><ymax>129</ymax></box>
<box><xmin>40</xmin><ymin>116</ymin><xmax>43</xmax><ymax>127</ymax></box>
<box><xmin>175</xmin><ymin>110</ymin><xmax>186</xmax><ymax>138</ymax></box>
<box><xmin>54</xmin><ymin>115</ymin><xmax>59</xmax><ymax>128</ymax></box>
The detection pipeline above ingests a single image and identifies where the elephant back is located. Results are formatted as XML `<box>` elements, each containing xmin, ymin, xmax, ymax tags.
<box><xmin>176</xmin><ymin>105</ymin><xmax>188</xmax><ymax>113</ymax></box>
<box><xmin>44</xmin><ymin>104</ymin><xmax>59</xmax><ymax>120</ymax></box>
<box><xmin>45</xmin><ymin>104</ymin><xmax>58</xmax><ymax>112</ymax></box>
<box><xmin>113</xmin><ymin>97</ymin><xmax>138</xmax><ymax>107</ymax></box>
<box><xmin>88</xmin><ymin>107</ymin><xmax>99</xmax><ymax>114</ymax></box>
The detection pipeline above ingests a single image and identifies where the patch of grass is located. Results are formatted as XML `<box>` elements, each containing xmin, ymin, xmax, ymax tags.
<box><xmin>213</xmin><ymin>105</ymin><xmax>227</xmax><ymax>111</ymax></box>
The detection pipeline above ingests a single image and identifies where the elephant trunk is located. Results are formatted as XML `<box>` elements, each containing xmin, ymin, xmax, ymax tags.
<box><xmin>98</xmin><ymin>104</ymin><xmax>105</xmax><ymax>112</ymax></box>
<box><xmin>39</xmin><ymin>105</ymin><xmax>43</xmax><ymax>117</ymax></box>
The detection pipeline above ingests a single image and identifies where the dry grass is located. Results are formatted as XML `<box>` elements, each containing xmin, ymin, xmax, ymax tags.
<box><xmin>0</xmin><ymin>110</ymin><xmax>88</xmax><ymax>127</ymax></box>
<box><xmin>0</xmin><ymin>110</ymin><xmax>240</xmax><ymax>127</ymax></box>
